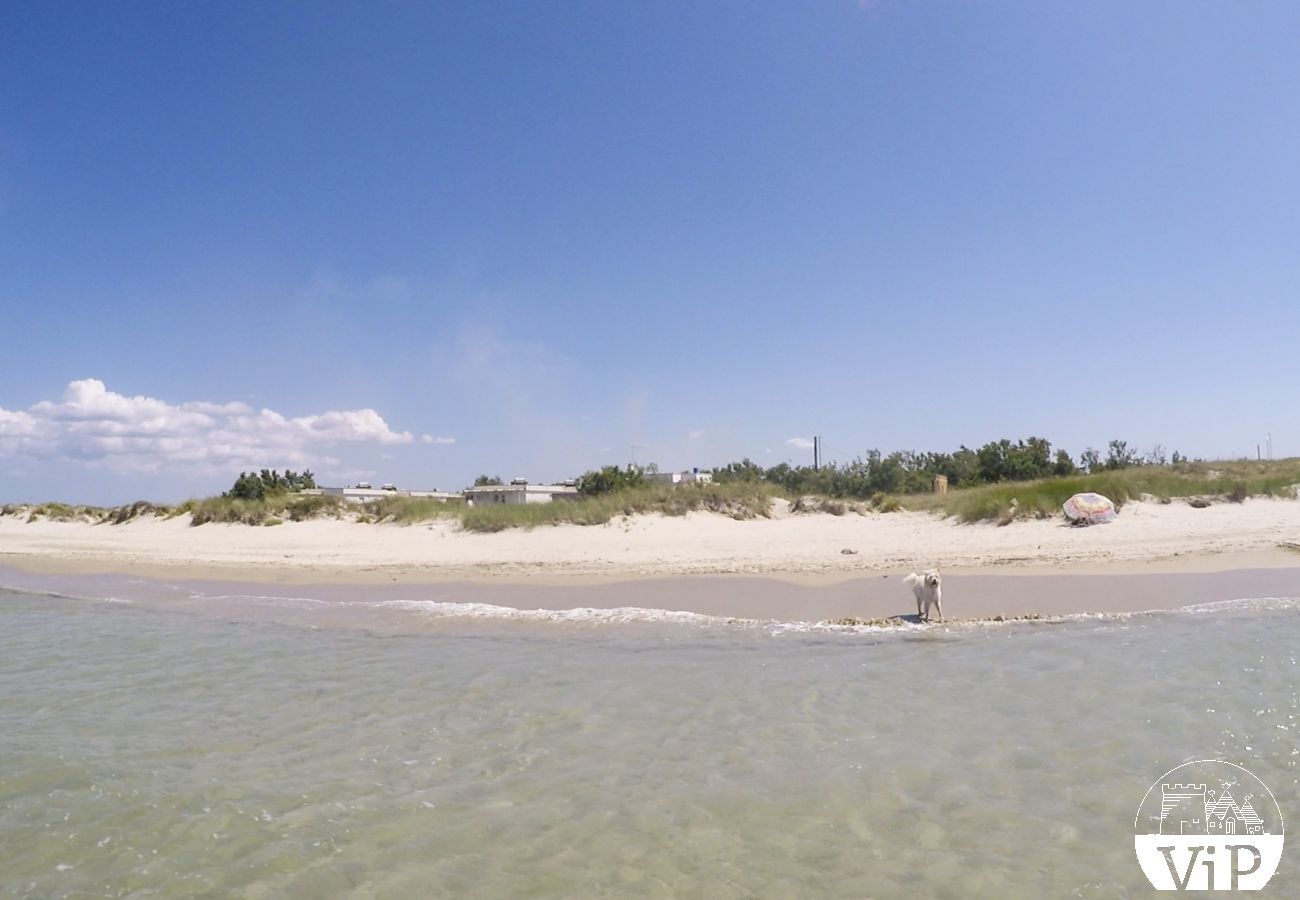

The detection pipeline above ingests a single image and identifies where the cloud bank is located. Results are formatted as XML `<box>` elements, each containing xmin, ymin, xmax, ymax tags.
<box><xmin>785</xmin><ymin>436</ymin><xmax>814</xmax><ymax>450</ymax></box>
<box><xmin>0</xmin><ymin>379</ymin><xmax>424</xmax><ymax>473</ymax></box>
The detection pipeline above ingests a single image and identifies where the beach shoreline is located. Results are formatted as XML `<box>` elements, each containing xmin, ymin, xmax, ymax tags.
<box><xmin>4</xmin><ymin>499</ymin><xmax>1300</xmax><ymax>581</ymax></box>
<box><xmin>3</xmin><ymin>499</ymin><xmax>1300</xmax><ymax>622</ymax></box>
<box><xmin>4</xmin><ymin>562</ymin><xmax>1300</xmax><ymax>628</ymax></box>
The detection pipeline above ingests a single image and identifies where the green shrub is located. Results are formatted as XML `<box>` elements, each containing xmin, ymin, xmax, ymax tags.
<box><xmin>225</xmin><ymin>469</ymin><xmax>316</xmax><ymax>500</ymax></box>
<box><xmin>871</xmin><ymin>493</ymin><xmax>902</xmax><ymax>513</ymax></box>
<box><xmin>189</xmin><ymin>497</ymin><xmax>272</xmax><ymax>526</ymax></box>
<box><xmin>285</xmin><ymin>494</ymin><xmax>345</xmax><ymax>521</ymax></box>
<box><xmin>361</xmin><ymin>496</ymin><xmax>458</xmax><ymax>524</ymax></box>
<box><xmin>577</xmin><ymin>464</ymin><xmax>645</xmax><ymax>495</ymax></box>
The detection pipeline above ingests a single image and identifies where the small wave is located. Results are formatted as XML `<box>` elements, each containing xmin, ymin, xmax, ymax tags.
<box><xmin>768</xmin><ymin>618</ymin><xmax>931</xmax><ymax>636</ymax></box>
<box><xmin>996</xmin><ymin>596</ymin><xmax>1300</xmax><ymax>630</ymax></box>
<box><xmin>368</xmin><ymin>598</ymin><xmax>969</xmax><ymax>638</ymax></box>
<box><xmin>375</xmin><ymin>592</ymin><xmax>1300</xmax><ymax>638</ymax></box>
<box><xmin>0</xmin><ymin>584</ymin><xmax>91</xmax><ymax>603</ymax></box>
<box><xmin>1176</xmin><ymin>596</ymin><xmax>1300</xmax><ymax>615</ymax></box>
<box><xmin>189</xmin><ymin>592</ymin><xmax>330</xmax><ymax>606</ymax></box>
<box><xmin>369</xmin><ymin>598</ymin><xmax>751</xmax><ymax>628</ymax></box>
<box><xmin>8</xmin><ymin>572</ymin><xmax>1298</xmax><ymax>641</ymax></box>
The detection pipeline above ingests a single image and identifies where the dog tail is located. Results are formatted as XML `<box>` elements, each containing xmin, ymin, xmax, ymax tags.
<box><xmin>903</xmin><ymin>572</ymin><xmax>920</xmax><ymax>587</ymax></box>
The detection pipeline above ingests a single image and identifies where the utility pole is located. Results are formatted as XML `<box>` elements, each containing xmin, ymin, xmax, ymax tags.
<box><xmin>813</xmin><ymin>436</ymin><xmax>820</xmax><ymax>470</ymax></box>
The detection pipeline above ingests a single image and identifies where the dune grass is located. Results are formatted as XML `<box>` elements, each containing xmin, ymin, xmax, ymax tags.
<box><xmin>1</xmin><ymin>500</ymin><xmax>184</xmax><ymax>524</ymax></box>
<box><xmin>358</xmin><ymin>496</ymin><xmax>460</xmax><ymax>524</ymax></box>
<box><xmin>22</xmin><ymin>502</ymin><xmax>99</xmax><ymax>523</ymax></box>
<box><xmin>906</xmin><ymin>459</ymin><xmax>1300</xmax><ymax>523</ymax></box>
<box><xmin>102</xmin><ymin>500</ymin><xmax>177</xmax><ymax>523</ymax></box>
<box><xmin>459</xmin><ymin>482</ymin><xmax>781</xmax><ymax>533</ymax></box>
<box><xmin>187</xmin><ymin>493</ymin><xmax>348</xmax><ymax>526</ymax></box>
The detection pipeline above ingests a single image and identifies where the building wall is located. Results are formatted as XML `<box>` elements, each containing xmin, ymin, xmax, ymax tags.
<box><xmin>648</xmin><ymin>472</ymin><xmax>683</xmax><ymax>485</ymax></box>
<box><xmin>465</xmin><ymin>486</ymin><xmax>579</xmax><ymax>505</ymax></box>
<box><xmin>469</xmin><ymin>490</ymin><xmax>514</xmax><ymax>505</ymax></box>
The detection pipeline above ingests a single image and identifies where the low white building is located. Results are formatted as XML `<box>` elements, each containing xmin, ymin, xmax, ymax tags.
<box><xmin>464</xmin><ymin>481</ymin><xmax>580</xmax><ymax>505</ymax></box>
<box><xmin>646</xmin><ymin>469</ymin><xmax>713</xmax><ymax>487</ymax></box>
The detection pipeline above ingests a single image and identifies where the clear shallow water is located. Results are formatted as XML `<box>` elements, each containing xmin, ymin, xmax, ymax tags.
<box><xmin>2</xmin><ymin>587</ymin><xmax>1298</xmax><ymax>898</ymax></box>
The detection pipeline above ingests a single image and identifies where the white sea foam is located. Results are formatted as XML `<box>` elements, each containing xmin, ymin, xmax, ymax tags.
<box><xmin>376</xmin><ymin>590</ymin><xmax>1300</xmax><ymax>638</ymax></box>
<box><xmin>189</xmin><ymin>592</ymin><xmax>329</xmax><ymax>606</ymax></box>
<box><xmin>766</xmin><ymin>618</ymin><xmax>929</xmax><ymax>636</ymax></box>
<box><xmin>369</xmin><ymin>598</ymin><xmax>744</xmax><ymax>628</ymax></box>
<box><xmin>155</xmin><ymin>587</ymin><xmax>1300</xmax><ymax>637</ymax></box>
<box><xmin>1176</xmin><ymin>596</ymin><xmax>1300</xmax><ymax>614</ymax></box>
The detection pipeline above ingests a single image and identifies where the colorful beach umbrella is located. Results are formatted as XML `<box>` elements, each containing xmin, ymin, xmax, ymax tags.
<box><xmin>1062</xmin><ymin>492</ymin><xmax>1117</xmax><ymax>525</ymax></box>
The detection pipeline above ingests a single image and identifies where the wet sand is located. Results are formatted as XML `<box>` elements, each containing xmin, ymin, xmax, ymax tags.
<box><xmin>4</xmin><ymin>562</ymin><xmax>1299</xmax><ymax>625</ymax></box>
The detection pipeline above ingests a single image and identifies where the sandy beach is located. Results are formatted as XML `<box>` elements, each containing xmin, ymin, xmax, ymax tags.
<box><xmin>4</xmin><ymin>498</ymin><xmax>1300</xmax><ymax>621</ymax></box>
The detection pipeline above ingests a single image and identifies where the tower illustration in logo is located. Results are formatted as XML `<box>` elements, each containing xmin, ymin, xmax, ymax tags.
<box><xmin>1135</xmin><ymin>761</ymin><xmax>1284</xmax><ymax>890</ymax></box>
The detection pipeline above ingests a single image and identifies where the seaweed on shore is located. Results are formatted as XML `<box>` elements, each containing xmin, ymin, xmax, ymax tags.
<box><xmin>826</xmin><ymin>613</ymin><xmax>1046</xmax><ymax>628</ymax></box>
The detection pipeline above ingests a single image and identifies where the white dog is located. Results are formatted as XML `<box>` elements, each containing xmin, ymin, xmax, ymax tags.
<box><xmin>904</xmin><ymin>570</ymin><xmax>943</xmax><ymax>623</ymax></box>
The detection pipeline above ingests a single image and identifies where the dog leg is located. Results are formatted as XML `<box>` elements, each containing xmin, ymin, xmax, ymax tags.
<box><xmin>934</xmin><ymin>596</ymin><xmax>943</xmax><ymax>623</ymax></box>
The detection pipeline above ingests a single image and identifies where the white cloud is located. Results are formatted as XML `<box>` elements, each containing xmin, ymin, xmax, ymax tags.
<box><xmin>687</xmin><ymin>429</ymin><xmax>705</xmax><ymax>440</ymax></box>
<box><xmin>421</xmin><ymin>434</ymin><xmax>456</xmax><ymax>445</ymax></box>
<box><xmin>331</xmin><ymin>467</ymin><xmax>378</xmax><ymax>483</ymax></box>
<box><xmin>786</xmin><ymin>436</ymin><xmax>814</xmax><ymax>449</ymax></box>
<box><xmin>0</xmin><ymin>378</ymin><xmax>415</xmax><ymax>473</ymax></box>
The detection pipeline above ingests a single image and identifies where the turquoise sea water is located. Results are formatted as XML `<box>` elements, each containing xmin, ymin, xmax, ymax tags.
<box><xmin>2</xmin><ymin>581</ymin><xmax>1297</xmax><ymax>898</ymax></box>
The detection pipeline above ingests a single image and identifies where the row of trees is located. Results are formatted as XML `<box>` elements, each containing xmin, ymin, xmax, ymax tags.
<box><xmin>711</xmin><ymin>438</ymin><xmax>1182</xmax><ymax>498</ymax></box>
<box><xmin>574</xmin><ymin>437</ymin><xmax>1183</xmax><ymax>498</ymax></box>
<box><xmin>225</xmin><ymin>469</ymin><xmax>317</xmax><ymax>500</ymax></box>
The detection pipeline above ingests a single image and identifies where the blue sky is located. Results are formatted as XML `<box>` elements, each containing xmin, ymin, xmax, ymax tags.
<box><xmin>2</xmin><ymin>1</ymin><xmax>1298</xmax><ymax>504</ymax></box>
